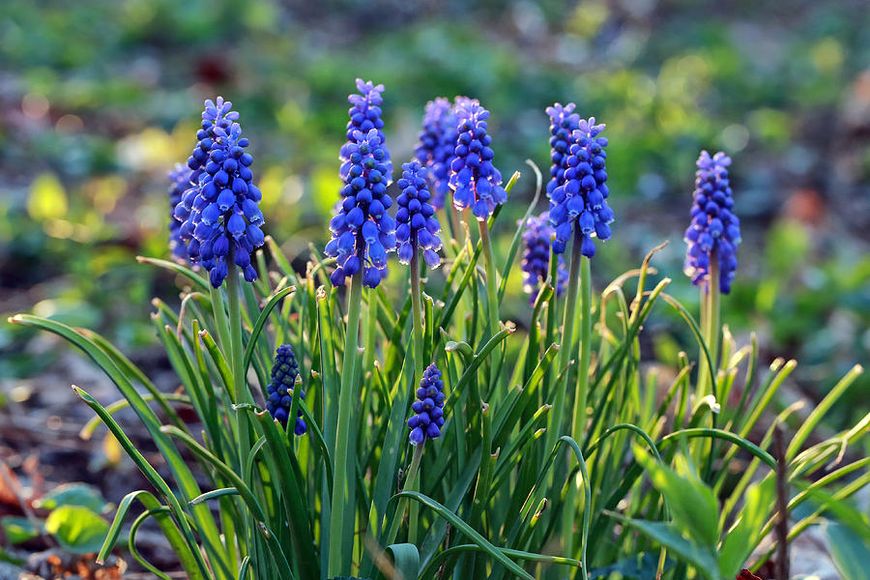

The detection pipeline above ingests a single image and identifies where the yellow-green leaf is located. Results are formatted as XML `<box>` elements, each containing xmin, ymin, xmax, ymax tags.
<box><xmin>28</xmin><ymin>173</ymin><xmax>68</xmax><ymax>221</ymax></box>
<box><xmin>44</xmin><ymin>506</ymin><xmax>109</xmax><ymax>554</ymax></box>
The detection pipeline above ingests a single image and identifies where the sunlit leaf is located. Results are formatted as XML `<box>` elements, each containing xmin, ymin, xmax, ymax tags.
<box><xmin>44</xmin><ymin>506</ymin><xmax>110</xmax><ymax>554</ymax></box>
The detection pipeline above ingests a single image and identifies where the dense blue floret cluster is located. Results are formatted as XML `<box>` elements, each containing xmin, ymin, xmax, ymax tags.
<box><xmin>521</xmin><ymin>213</ymin><xmax>568</xmax><ymax>304</ymax></box>
<box><xmin>265</xmin><ymin>345</ymin><xmax>307</xmax><ymax>435</ymax></box>
<box><xmin>326</xmin><ymin>128</ymin><xmax>396</xmax><ymax>288</ymax></box>
<box><xmin>684</xmin><ymin>151</ymin><xmax>741</xmax><ymax>294</ymax></box>
<box><xmin>548</xmin><ymin>115</ymin><xmax>614</xmax><ymax>257</ymax></box>
<box><xmin>408</xmin><ymin>363</ymin><xmax>446</xmax><ymax>445</ymax></box>
<box><xmin>545</xmin><ymin>103</ymin><xmax>581</xmax><ymax>196</ymax></box>
<box><xmin>168</xmin><ymin>164</ymin><xmax>191</xmax><ymax>261</ymax></box>
<box><xmin>173</xmin><ymin>97</ymin><xmax>265</xmax><ymax>287</ymax></box>
<box><xmin>341</xmin><ymin>79</ymin><xmax>391</xmax><ymax>179</ymax></box>
<box><xmin>396</xmin><ymin>161</ymin><xmax>442</xmax><ymax>269</ymax></box>
<box><xmin>414</xmin><ymin>98</ymin><xmax>458</xmax><ymax>209</ymax></box>
<box><xmin>449</xmin><ymin>101</ymin><xmax>506</xmax><ymax>220</ymax></box>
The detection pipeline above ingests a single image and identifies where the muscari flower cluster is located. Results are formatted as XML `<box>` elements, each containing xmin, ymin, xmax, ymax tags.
<box><xmin>326</xmin><ymin>128</ymin><xmax>396</xmax><ymax>288</ymax></box>
<box><xmin>407</xmin><ymin>363</ymin><xmax>446</xmax><ymax>445</ymax></box>
<box><xmin>168</xmin><ymin>164</ymin><xmax>191</xmax><ymax>261</ymax></box>
<box><xmin>265</xmin><ymin>345</ymin><xmax>307</xmax><ymax>435</ymax></box>
<box><xmin>449</xmin><ymin>100</ymin><xmax>507</xmax><ymax>220</ymax></box>
<box><xmin>521</xmin><ymin>212</ymin><xmax>568</xmax><ymax>304</ymax></box>
<box><xmin>396</xmin><ymin>161</ymin><xmax>442</xmax><ymax>269</ymax></box>
<box><xmin>173</xmin><ymin>98</ymin><xmax>265</xmax><ymax>287</ymax></box>
<box><xmin>547</xmin><ymin>111</ymin><xmax>614</xmax><ymax>257</ymax></box>
<box><xmin>545</xmin><ymin>103</ymin><xmax>580</xmax><ymax>197</ymax></box>
<box><xmin>684</xmin><ymin>151</ymin><xmax>741</xmax><ymax>293</ymax></box>
<box><xmin>414</xmin><ymin>98</ymin><xmax>458</xmax><ymax>209</ymax></box>
<box><xmin>341</xmin><ymin>79</ymin><xmax>391</xmax><ymax>178</ymax></box>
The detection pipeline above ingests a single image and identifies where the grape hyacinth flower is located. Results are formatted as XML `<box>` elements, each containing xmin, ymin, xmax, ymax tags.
<box><xmin>396</xmin><ymin>161</ymin><xmax>442</xmax><ymax>269</ymax></box>
<box><xmin>545</xmin><ymin>103</ymin><xmax>581</xmax><ymax>196</ymax></box>
<box><xmin>408</xmin><ymin>363</ymin><xmax>446</xmax><ymax>445</ymax></box>
<box><xmin>325</xmin><ymin>128</ymin><xmax>397</xmax><ymax>288</ymax></box>
<box><xmin>548</xmin><ymin>115</ymin><xmax>614</xmax><ymax>257</ymax></box>
<box><xmin>173</xmin><ymin>97</ymin><xmax>265</xmax><ymax>287</ymax></box>
<box><xmin>449</xmin><ymin>100</ymin><xmax>507</xmax><ymax>220</ymax></box>
<box><xmin>168</xmin><ymin>164</ymin><xmax>191</xmax><ymax>261</ymax></box>
<box><xmin>265</xmin><ymin>345</ymin><xmax>307</xmax><ymax>435</ymax></box>
<box><xmin>341</xmin><ymin>79</ymin><xmax>391</xmax><ymax>178</ymax></box>
<box><xmin>520</xmin><ymin>212</ymin><xmax>568</xmax><ymax>304</ymax></box>
<box><xmin>414</xmin><ymin>98</ymin><xmax>457</xmax><ymax>209</ymax></box>
<box><xmin>684</xmin><ymin>151</ymin><xmax>741</xmax><ymax>293</ymax></box>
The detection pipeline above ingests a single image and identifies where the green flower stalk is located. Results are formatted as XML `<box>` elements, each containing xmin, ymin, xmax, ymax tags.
<box><xmin>685</xmin><ymin>151</ymin><xmax>741</xmax><ymax>397</ymax></box>
<box><xmin>449</xmin><ymin>99</ymin><xmax>505</xmax><ymax>340</ymax></box>
<box><xmin>544</xmin><ymin>108</ymin><xmax>611</xmax><ymax>563</ymax></box>
<box><xmin>326</xmin><ymin>79</ymin><xmax>395</xmax><ymax>577</ymax></box>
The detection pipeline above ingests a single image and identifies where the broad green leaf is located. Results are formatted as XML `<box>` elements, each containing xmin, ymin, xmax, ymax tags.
<box><xmin>0</xmin><ymin>516</ymin><xmax>39</xmax><ymax>545</ymax></box>
<box><xmin>825</xmin><ymin>521</ymin><xmax>870</xmax><ymax>580</ymax></box>
<box><xmin>33</xmin><ymin>483</ymin><xmax>107</xmax><ymax>513</ymax></box>
<box><xmin>44</xmin><ymin>506</ymin><xmax>109</xmax><ymax>554</ymax></box>
<box><xmin>719</xmin><ymin>477</ymin><xmax>776</xmax><ymax>578</ymax></box>
<box><xmin>588</xmin><ymin>553</ymin><xmax>669</xmax><ymax>580</ymax></box>
<box><xmin>385</xmin><ymin>543</ymin><xmax>420</xmax><ymax>580</ymax></box>
<box><xmin>608</xmin><ymin>514</ymin><xmax>720</xmax><ymax>580</ymax></box>
<box><xmin>634</xmin><ymin>445</ymin><xmax>719</xmax><ymax>549</ymax></box>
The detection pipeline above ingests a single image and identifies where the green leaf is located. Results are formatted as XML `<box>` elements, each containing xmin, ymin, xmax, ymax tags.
<box><xmin>385</xmin><ymin>543</ymin><xmax>420</xmax><ymax>580</ymax></box>
<box><xmin>634</xmin><ymin>445</ymin><xmax>720</xmax><ymax>549</ymax></box>
<box><xmin>394</xmin><ymin>491</ymin><xmax>533</xmax><ymax>580</ymax></box>
<box><xmin>0</xmin><ymin>516</ymin><xmax>40</xmax><ymax>545</ymax></box>
<box><xmin>588</xmin><ymin>553</ymin><xmax>669</xmax><ymax>579</ymax></box>
<box><xmin>136</xmin><ymin>256</ymin><xmax>209</xmax><ymax>291</ymax></box>
<box><xmin>607</xmin><ymin>514</ymin><xmax>720</xmax><ymax>580</ymax></box>
<box><xmin>33</xmin><ymin>483</ymin><xmax>107</xmax><ymax>513</ymax></box>
<box><xmin>27</xmin><ymin>173</ymin><xmax>67</xmax><ymax>221</ymax></box>
<box><xmin>825</xmin><ymin>521</ymin><xmax>870</xmax><ymax>579</ymax></box>
<box><xmin>718</xmin><ymin>477</ymin><xmax>776</xmax><ymax>578</ymax></box>
<box><xmin>243</xmin><ymin>285</ymin><xmax>296</xmax><ymax>371</ymax></box>
<box><xmin>44</xmin><ymin>506</ymin><xmax>109</xmax><ymax>554</ymax></box>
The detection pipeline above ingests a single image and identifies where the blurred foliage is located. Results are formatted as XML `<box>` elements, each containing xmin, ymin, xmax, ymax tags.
<box><xmin>1</xmin><ymin>0</ymin><xmax>868</xmax><ymax>421</ymax></box>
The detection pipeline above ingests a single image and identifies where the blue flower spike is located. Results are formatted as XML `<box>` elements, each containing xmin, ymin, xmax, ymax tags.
<box><xmin>342</xmin><ymin>79</ymin><xmax>391</xmax><ymax>179</ymax></box>
<box><xmin>173</xmin><ymin>97</ymin><xmax>265</xmax><ymax>288</ymax></box>
<box><xmin>521</xmin><ymin>212</ymin><xmax>568</xmax><ymax>304</ymax></box>
<box><xmin>449</xmin><ymin>100</ymin><xmax>506</xmax><ymax>220</ymax></box>
<box><xmin>684</xmin><ymin>151</ymin><xmax>741</xmax><ymax>293</ymax></box>
<box><xmin>325</xmin><ymin>128</ymin><xmax>396</xmax><ymax>289</ymax></box>
<box><xmin>265</xmin><ymin>345</ymin><xmax>307</xmax><ymax>436</ymax></box>
<box><xmin>415</xmin><ymin>98</ymin><xmax>458</xmax><ymax>210</ymax></box>
<box><xmin>168</xmin><ymin>164</ymin><xmax>191</xmax><ymax>261</ymax></box>
<box><xmin>407</xmin><ymin>363</ymin><xmax>446</xmax><ymax>445</ymax></box>
<box><xmin>396</xmin><ymin>161</ymin><xmax>442</xmax><ymax>269</ymax></box>
<box><xmin>545</xmin><ymin>103</ymin><xmax>581</xmax><ymax>196</ymax></box>
<box><xmin>546</xmin><ymin>110</ymin><xmax>614</xmax><ymax>257</ymax></box>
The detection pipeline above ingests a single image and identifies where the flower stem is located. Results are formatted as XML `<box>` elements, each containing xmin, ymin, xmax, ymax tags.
<box><xmin>381</xmin><ymin>442</ymin><xmax>425</xmax><ymax>549</ymax></box>
<box><xmin>477</xmin><ymin>220</ymin><xmax>500</xmax><ymax>340</ymax></box>
<box><xmin>407</xmin><ymin>245</ymin><xmax>427</xmax><ymax>545</ymax></box>
<box><xmin>571</xmin><ymin>256</ymin><xmax>592</xmax><ymax>447</ymax></box>
<box><xmin>546</xmin><ymin>227</ymin><xmax>583</xmax><ymax>459</ymax></box>
<box><xmin>226</xmin><ymin>261</ymin><xmax>255</xmax><ymax>563</ymax></box>
<box><xmin>565</xmin><ymin>254</ymin><xmax>592</xmax><ymax>558</ymax></box>
<box><xmin>406</xmin><ymin>443</ymin><xmax>425</xmax><ymax>545</ymax></box>
<box><xmin>226</xmin><ymin>264</ymin><xmax>252</xmax><ymax>405</ymax></box>
<box><xmin>698</xmin><ymin>255</ymin><xmax>721</xmax><ymax>398</ymax></box>
<box><xmin>328</xmin><ymin>270</ymin><xmax>364</xmax><ymax>577</ymax></box>
<box><xmin>410</xmin><ymin>246</ymin><xmax>426</xmax><ymax>381</ymax></box>
<box><xmin>701</xmin><ymin>256</ymin><xmax>721</xmax><ymax>479</ymax></box>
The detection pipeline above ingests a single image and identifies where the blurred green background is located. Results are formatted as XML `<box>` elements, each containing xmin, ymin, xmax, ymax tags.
<box><xmin>1</xmin><ymin>0</ymin><xmax>868</xmax><ymax>424</ymax></box>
